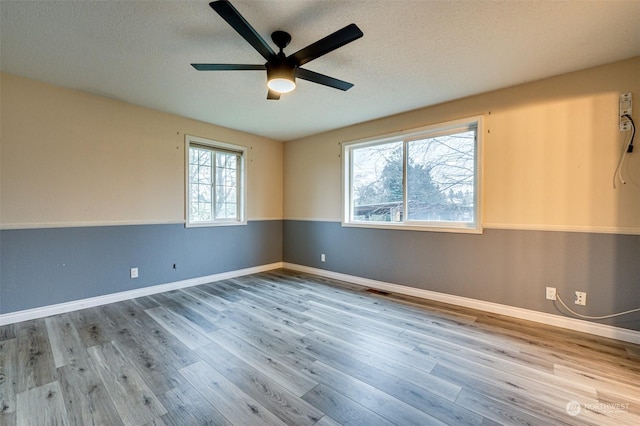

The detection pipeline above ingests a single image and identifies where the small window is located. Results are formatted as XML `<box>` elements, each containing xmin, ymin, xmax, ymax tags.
<box><xmin>343</xmin><ymin>116</ymin><xmax>482</xmax><ymax>233</ymax></box>
<box><xmin>185</xmin><ymin>135</ymin><xmax>246</xmax><ymax>227</ymax></box>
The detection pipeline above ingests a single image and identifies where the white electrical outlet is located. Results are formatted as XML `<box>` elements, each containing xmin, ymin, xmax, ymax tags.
<box><xmin>130</xmin><ymin>267</ymin><xmax>139</xmax><ymax>279</ymax></box>
<box><xmin>321</xmin><ymin>254</ymin><xmax>326</xmax><ymax>262</ymax></box>
<box><xmin>546</xmin><ymin>287</ymin><xmax>557</xmax><ymax>300</ymax></box>
<box><xmin>574</xmin><ymin>291</ymin><xmax>587</xmax><ymax>306</ymax></box>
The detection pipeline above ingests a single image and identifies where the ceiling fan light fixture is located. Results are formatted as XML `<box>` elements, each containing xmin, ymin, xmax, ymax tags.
<box><xmin>267</xmin><ymin>63</ymin><xmax>296</xmax><ymax>93</ymax></box>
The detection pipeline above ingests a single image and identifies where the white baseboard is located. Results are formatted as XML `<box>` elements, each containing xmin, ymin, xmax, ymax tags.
<box><xmin>0</xmin><ymin>262</ymin><xmax>284</xmax><ymax>326</ymax></box>
<box><xmin>5</xmin><ymin>261</ymin><xmax>639</xmax><ymax>345</ymax></box>
<box><xmin>283</xmin><ymin>263</ymin><xmax>640</xmax><ymax>345</ymax></box>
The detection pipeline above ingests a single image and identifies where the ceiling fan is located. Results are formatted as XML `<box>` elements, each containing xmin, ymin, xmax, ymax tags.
<box><xmin>191</xmin><ymin>0</ymin><xmax>364</xmax><ymax>100</ymax></box>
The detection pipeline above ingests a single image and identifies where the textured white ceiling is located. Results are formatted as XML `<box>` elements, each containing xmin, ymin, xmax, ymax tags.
<box><xmin>2</xmin><ymin>0</ymin><xmax>639</xmax><ymax>141</ymax></box>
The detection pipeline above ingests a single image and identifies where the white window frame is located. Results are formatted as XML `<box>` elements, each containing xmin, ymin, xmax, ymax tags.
<box><xmin>185</xmin><ymin>135</ymin><xmax>247</xmax><ymax>227</ymax></box>
<box><xmin>342</xmin><ymin>116</ymin><xmax>483</xmax><ymax>234</ymax></box>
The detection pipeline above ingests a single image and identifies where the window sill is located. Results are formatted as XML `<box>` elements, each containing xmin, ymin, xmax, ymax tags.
<box><xmin>341</xmin><ymin>221</ymin><xmax>483</xmax><ymax>234</ymax></box>
<box><xmin>185</xmin><ymin>220</ymin><xmax>247</xmax><ymax>228</ymax></box>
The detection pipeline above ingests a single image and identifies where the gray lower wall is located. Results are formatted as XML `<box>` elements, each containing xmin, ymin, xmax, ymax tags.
<box><xmin>3</xmin><ymin>218</ymin><xmax>639</xmax><ymax>332</ymax></box>
<box><xmin>0</xmin><ymin>220</ymin><xmax>282</xmax><ymax>314</ymax></box>
<box><xmin>283</xmin><ymin>220</ymin><xmax>640</xmax><ymax>331</ymax></box>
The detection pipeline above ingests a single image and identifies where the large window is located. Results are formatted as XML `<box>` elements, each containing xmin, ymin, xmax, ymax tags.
<box><xmin>186</xmin><ymin>135</ymin><xmax>246</xmax><ymax>227</ymax></box>
<box><xmin>343</xmin><ymin>117</ymin><xmax>482</xmax><ymax>233</ymax></box>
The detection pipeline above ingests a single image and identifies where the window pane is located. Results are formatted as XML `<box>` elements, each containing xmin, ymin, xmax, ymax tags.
<box><xmin>217</xmin><ymin>153</ymin><xmax>237</xmax><ymax>169</ymax></box>
<box><xmin>197</xmin><ymin>166</ymin><xmax>210</xmax><ymax>184</ymax></box>
<box><xmin>189</xmin><ymin>147</ymin><xmax>213</xmax><ymax>222</ymax></box>
<box><xmin>215</xmin><ymin>202</ymin><xmax>236</xmax><ymax>219</ymax></box>
<box><xmin>406</xmin><ymin>130</ymin><xmax>475</xmax><ymax>222</ymax></box>
<box><xmin>351</xmin><ymin>141</ymin><xmax>403</xmax><ymax>222</ymax></box>
<box><xmin>198</xmin><ymin>150</ymin><xmax>211</xmax><ymax>166</ymax></box>
<box><xmin>190</xmin><ymin>184</ymin><xmax>199</xmax><ymax>203</ymax></box>
<box><xmin>198</xmin><ymin>185</ymin><xmax>211</xmax><ymax>204</ymax></box>
<box><xmin>214</xmin><ymin>152</ymin><xmax>239</xmax><ymax>220</ymax></box>
<box><xmin>187</xmin><ymin>138</ymin><xmax>245</xmax><ymax>226</ymax></box>
<box><xmin>199</xmin><ymin>203</ymin><xmax>212</xmax><ymax>221</ymax></box>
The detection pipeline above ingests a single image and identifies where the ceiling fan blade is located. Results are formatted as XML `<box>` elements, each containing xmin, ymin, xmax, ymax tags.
<box><xmin>267</xmin><ymin>89</ymin><xmax>281</xmax><ymax>100</ymax></box>
<box><xmin>296</xmin><ymin>68</ymin><xmax>354</xmax><ymax>91</ymax></box>
<box><xmin>191</xmin><ymin>64</ymin><xmax>266</xmax><ymax>71</ymax></box>
<box><xmin>290</xmin><ymin>23</ymin><xmax>363</xmax><ymax>66</ymax></box>
<box><xmin>209</xmin><ymin>0</ymin><xmax>276</xmax><ymax>61</ymax></box>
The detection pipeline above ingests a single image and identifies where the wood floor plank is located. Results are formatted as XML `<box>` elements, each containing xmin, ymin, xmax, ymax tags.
<box><xmin>143</xmin><ymin>417</ymin><xmax>167</xmax><ymax>426</ymax></box>
<box><xmin>58</xmin><ymin>360</ymin><xmax>124</xmax><ymax>426</ymax></box>
<box><xmin>45</xmin><ymin>315</ymin><xmax>87</xmax><ymax>368</ymax></box>
<box><xmin>173</xmin><ymin>290</ymin><xmax>223</xmax><ymax>320</ymax></box>
<box><xmin>303</xmin><ymin>327</ymin><xmax>438</xmax><ymax>375</ymax></box>
<box><xmin>305</xmin><ymin>299</ymin><xmax>407</xmax><ymax>339</ymax></box>
<box><xmin>430</xmin><ymin>363</ymin><xmax>596</xmax><ymax>426</ymax></box>
<box><xmin>199</xmin><ymin>281</ymin><xmax>242</xmax><ymax>302</ymax></box>
<box><xmin>304</xmin><ymin>339</ymin><xmax>482</xmax><ymax>425</ymax></box>
<box><xmin>234</xmin><ymin>297</ymin><xmax>315</xmax><ymax>332</ymax></box>
<box><xmin>416</xmin><ymin>341</ymin><xmax>600</xmax><ymax>404</ymax></box>
<box><xmin>132</xmin><ymin>295</ymin><xmax>161</xmax><ymax>310</ymax></box>
<box><xmin>301</xmin><ymin>384</ymin><xmax>395</xmax><ymax>426</ymax></box>
<box><xmin>215</xmin><ymin>308</ymin><xmax>315</xmax><ymax>370</ymax></box>
<box><xmin>302</xmin><ymin>330</ymin><xmax>460</xmax><ymax>401</ymax></box>
<box><xmin>218</xmin><ymin>303</ymin><xmax>307</xmax><ymax>341</ymax></box>
<box><xmin>15</xmin><ymin>319</ymin><xmax>57</xmax><ymax>394</ymax></box>
<box><xmin>0</xmin><ymin>324</ymin><xmax>16</xmax><ymax>341</ymax></box>
<box><xmin>67</xmin><ymin>308</ymin><xmax>115</xmax><ymax>347</ymax></box>
<box><xmin>477</xmin><ymin>313</ymin><xmax>640</xmax><ymax>373</ymax></box>
<box><xmin>107</xmin><ymin>300</ymin><xmax>202</xmax><ymax>369</ymax></box>
<box><xmin>180</xmin><ymin>361</ymin><xmax>287</xmax><ymax>426</ymax></box>
<box><xmin>107</xmin><ymin>299</ymin><xmax>194</xmax><ymax>393</ymax></box>
<box><xmin>0</xmin><ymin>338</ymin><xmax>18</xmax><ymax>419</ymax></box>
<box><xmin>303</xmin><ymin>316</ymin><xmax>418</xmax><ymax>352</ymax></box>
<box><xmin>88</xmin><ymin>341</ymin><xmax>167</xmax><ymax>426</ymax></box>
<box><xmin>553</xmin><ymin>363</ymin><xmax>640</xmax><ymax>405</ymax></box>
<box><xmin>232</xmin><ymin>279</ymin><xmax>309</xmax><ymax>313</ymax></box>
<box><xmin>303</xmin><ymin>361</ymin><xmax>449</xmax><ymax>426</ymax></box>
<box><xmin>182</xmin><ymin>286</ymin><xmax>233</xmax><ymax>311</ymax></box>
<box><xmin>145</xmin><ymin>306</ymin><xmax>212</xmax><ymax>350</ymax></box>
<box><xmin>596</xmin><ymin>389</ymin><xmax>640</xmax><ymax>416</ymax></box>
<box><xmin>201</xmin><ymin>329</ymin><xmax>318</xmax><ymax>396</ymax></box>
<box><xmin>201</xmin><ymin>340</ymin><xmax>324</xmax><ymax>425</ymax></box>
<box><xmin>150</xmin><ymin>292</ymin><xmax>219</xmax><ymax>334</ymax></box>
<box><xmin>234</xmin><ymin>289</ymin><xmax>313</xmax><ymax>324</ymax></box>
<box><xmin>313</xmin><ymin>415</ymin><xmax>342</xmax><ymax>426</ymax></box>
<box><xmin>455</xmin><ymin>388</ymin><xmax>557</xmax><ymax>426</ymax></box>
<box><xmin>16</xmin><ymin>381</ymin><xmax>70</xmax><ymax>426</ymax></box>
<box><xmin>112</xmin><ymin>324</ymin><xmax>187</xmax><ymax>394</ymax></box>
<box><xmin>158</xmin><ymin>383</ymin><xmax>232</xmax><ymax>426</ymax></box>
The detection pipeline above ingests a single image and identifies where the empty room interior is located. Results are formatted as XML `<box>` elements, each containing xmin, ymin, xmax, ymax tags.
<box><xmin>2</xmin><ymin>0</ymin><xmax>640</xmax><ymax>425</ymax></box>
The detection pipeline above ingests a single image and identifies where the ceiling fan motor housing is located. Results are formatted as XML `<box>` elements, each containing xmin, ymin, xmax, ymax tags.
<box><xmin>266</xmin><ymin>60</ymin><xmax>296</xmax><ymax>93</ymax></box>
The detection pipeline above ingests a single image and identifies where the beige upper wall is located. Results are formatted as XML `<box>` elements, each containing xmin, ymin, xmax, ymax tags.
<box><xmin>0</xmin><ymin>73</ymin><xmax>283</xmax><ymax>227</ymax></box>
<box><xmin>284</xmin><ymin>57</ymin><xmax>640</xmax><ymax>233</ymax></box>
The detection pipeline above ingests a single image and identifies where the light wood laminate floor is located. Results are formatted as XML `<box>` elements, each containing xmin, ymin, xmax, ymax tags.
<box><xmin>1</xmin><ymin>269</ymin><xmax>639</xmax><ymax>425</ymax></box>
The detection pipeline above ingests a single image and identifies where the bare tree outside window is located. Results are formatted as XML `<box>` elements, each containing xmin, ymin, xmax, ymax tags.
<box><xmin>214</xmin><ymin>152</ymin><xmax>239</xmax><ymax>219</ymax></box>
<box><xmin>352</xmin><ymin>141</ymin><xmax>403</xmax><ymax>221</ymax></box>
<box><xmin>189</xmin><ymin>147</ymin><xmax>213</xmax><ymax>222</ymax></box>
<box><xmin>186</xmin><ymin>135</ymin><xmax>246</xmax><ymax>227</ymax></box>
<box><xmin>345</xmin><ymin>118</ymin><xmax>480</xmax><ymax>231</ymax></box>
<box><xmin>407</xmin><ymin>130</ymin><xmax>475</xmax><ymax>222</ymax></box>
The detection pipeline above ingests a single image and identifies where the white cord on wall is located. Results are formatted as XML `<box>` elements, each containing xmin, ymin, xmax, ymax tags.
<box><xmin>613</xmin><ymin>114</ymin><xmax>635</xmax><ymax>188</ymax></box>
<box><xmin>556</xmin><ymin>292</ymin><xmax>640</xmax><ymax>320</ymax></box>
